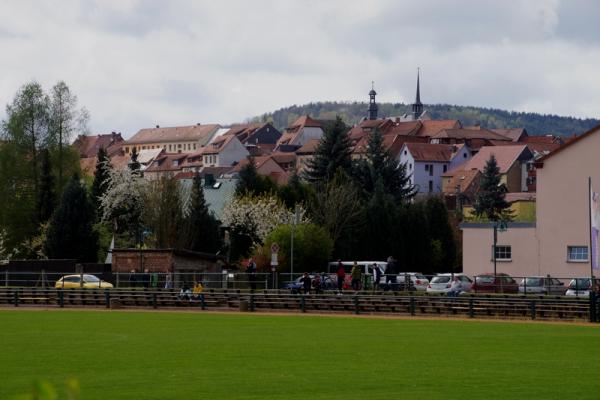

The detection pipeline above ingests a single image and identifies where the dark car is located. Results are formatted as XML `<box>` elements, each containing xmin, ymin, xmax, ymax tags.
<box><xmin>282</xmin><ymin>274</ymin><xmax>336</xmax><ymax>293</ymax></box>
<box><xmin>472</xmin><ymin>273</ymin><xmax>519</xmax><ymax>293</ymax></box>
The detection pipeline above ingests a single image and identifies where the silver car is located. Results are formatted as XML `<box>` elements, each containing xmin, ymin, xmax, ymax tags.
<box><xmin>565</xmin><ymin>278</ymin><xmax>599</xmax><ymax>297</ymax></box>
<box><xmin>519</xmin><ymin>276</ymin><xmax>565</xmax><ymax>295</ymax></box>
<box><xmin>397</xmin><ymin>272</ymin><xmax>429</xmax><ymax>291</ymax></box>
<box><xmin>426</xmin><ymin>273</ymin><xmax>473</xmax><ymax>294</ymax></box>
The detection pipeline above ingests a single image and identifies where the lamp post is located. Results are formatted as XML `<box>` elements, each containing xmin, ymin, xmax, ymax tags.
<box><xmin>290</xmin><ymin>205</ymin><xmax>300</xmax><ymax>282</ymax></box>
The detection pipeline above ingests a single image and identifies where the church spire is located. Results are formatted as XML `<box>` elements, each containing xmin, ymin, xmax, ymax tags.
<box><xmin>412</xmin><ymin>68</ymin><xmax>423</xmax><ymax>120</ymax></box>
<box><xmin>367</xmin><ymin>81</ymin><xmax>378</xmax><ymax>120</ymax></box>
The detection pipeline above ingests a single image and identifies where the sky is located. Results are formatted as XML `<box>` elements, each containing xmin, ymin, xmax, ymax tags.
<box><xmin>0</xmin><ymin>0</ymin><xmax>599</xmax><ymax>138</ymax></box>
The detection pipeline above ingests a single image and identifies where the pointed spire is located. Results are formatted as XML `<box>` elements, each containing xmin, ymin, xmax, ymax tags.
<box><xmin>368</xmin><ymin>81</ymin><xmax>378</xmax><ymax>120</ymax></box>
<box><xmin>412</xmin><ymin>68</ymin><xmax>423</xmax><ymax>120</ymax></box>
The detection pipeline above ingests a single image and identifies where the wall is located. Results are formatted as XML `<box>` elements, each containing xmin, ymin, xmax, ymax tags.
<box><xmin>461</xmin><ymin>223</ymin><xmax>539</xmax><ymax>277</ymax></box>
<box><xmin>295</xmin><ymin>127</ymin><xmax>323</xmax><ymax>146</ymax></box>
<box><xmin>536</xmin><ymin>129</ymin><xmax>600</xmax><ymax>278</ymax></box>
<box><xmin>504</xmin><ymin>162</ymin><xmax>523</xmax><ymax>193</ymax></box>
<box><xmin>219</xmin><ymin>137</ymin><xmax>250</xmax><ymax>167</ymax></box>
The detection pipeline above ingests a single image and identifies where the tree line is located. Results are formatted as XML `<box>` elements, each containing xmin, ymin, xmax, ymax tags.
<box><xmin>253</xmin><ymin>101</ymin><xmax>599</xmax><ymax>136</ymax></box>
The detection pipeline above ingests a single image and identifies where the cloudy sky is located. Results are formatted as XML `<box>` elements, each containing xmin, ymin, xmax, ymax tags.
<box><xmin>0</xmin><ymin>0</ymin><xmax>599</xmax><ymax>138</ymax></box>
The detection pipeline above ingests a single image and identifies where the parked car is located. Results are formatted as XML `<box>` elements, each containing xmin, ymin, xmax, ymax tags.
<box><xmin>397</xmin><ymin>272</ymin><xmax>429</xmax><ymax>291</ymax></box>
<box><xmin>472</xmin><ymin>273</ymin><xmax>518</xmax><ymax>293</ymax></box>
<box><xmin>282</xmin><ymin>274</ymin><xmax>336</xmax><ymax>293</ymax></box>
<box><xmin>54</xmin><ymin>274</ymin><xmax>113</xmax><ymax>289</ymax></box>
<box><xmin>518</xmin><ymin>276</ymin><xmax>565</xmax><ymax>295</ymax></box>
<box><xmin>565</xmin><ymin>278</ymin><xmax>600</xmax><ymax>297</ymax></box>
<box><xmin>426</xmin><ymin>274</ymin><xmax>473</xmax><ymax>294</ymax></box>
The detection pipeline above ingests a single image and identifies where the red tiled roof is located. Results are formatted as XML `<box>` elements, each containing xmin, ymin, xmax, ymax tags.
<box><xmin>72</xmin><ymin>133</ymin><xmax>124</xmax><ymax>158</ymax></box>
<box><xmin>144</xmin><ymin>153</ymin><xmax>188</xmax><ymax>173</ymax></box>
<box><xmin>290</xmin><ymin>115</ymin><xmax>322</xmax><ymax>128</ymax></box>
<box><xmin>276</xmin><ymin>115</ymin><xmax>324</xmax><ymax>147</ymax></box>
<box><xmin>505</xmin><ymin>192</ymin><xmax>536</xmax><ymax>202</ymax></box>
<box><xmin>463</xmin><ymin>145</ymin><xmax>531</xmax><ymax>174</ymax></box>
<box><xmin>417</xmin><ymin>120</ymin><xmax>461</xmax><ymax>137</ymax></box>
<box><xmin>296</xmin><ymin>139</ymin><xmax>320</xmax><ymax>155</ymax></box>
<box><xmin>432</xmin><ymin>128</ymin><xmax>512</xmax><ymax>141</ymax></box>
<box><xmin>490</xmin><ymin>128</ymin><xmax>527</xmax><ymax>142</ymax></box>
<box><xmin>127</xmin><ymin>124</ymin><xmax>220</xmax><ymax>145</ymax></box>
<box><xmin>385</xmin><ymin>120</ymin><xmax>422</xmax><ymax>136</ymax></box>
<box><xmin>199</xmin><ymin>134</ymin><xmax>237</xmax><ymax>155</ymax></box>
<box><xmin>536</xmin><ymin>124</ymin><xmax>600</xmax><ymax>165</ymax></box>
<box><xmin>270</xmin><ymin>152</ymin><xmax>296</xmax><ymax>165</ymax></box>
<box><xmin>522</xmin><ymin>135</ymin><xmax>564</xmax><ymax>144</ymax></box>
<box><xmin>353</xmin><ymin>133</ymin><xmax>428</xmax><ymax>156</ymax></box>
<box><xmin>404</xmin><ymin>143</ymin><xmax>457</xmax><ymax>162</ymax></box>
<box><xmin>442</xmin><ymin>168</ymin><xmax>481</xmax><ymax>195</ymax></box>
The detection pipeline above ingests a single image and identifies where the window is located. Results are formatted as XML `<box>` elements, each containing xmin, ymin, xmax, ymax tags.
<box><xmin>424</xmin><ymin>164</ymin><xmax>429</xmax><ymax>171</ymax></box>
<box><xmin>178</xmin><ymin>144</ymin><xmax>182</xmax><ymax>148</ymax></box>
<box><xmin>463</xmin><ymin>153</ymin><xmax>467</xmax><ymax>158</ymax></box>
<box><xmin>443</xmin><ymin>165</ymin><xmax>447</xmax><ymax>173</ymax></box>
<box><xmin>404</xmin><ymin>150</ymin><xmax>407</xmax><ymax>155</ymax></box>
<box><xmin>169</xmin><ymin>145</ymin><xmax>172</xmax><ymax>151</ymax></box>
<box><xmin>493</xmin><ymin>245</ymin><xmax>512</xmax><ymax>261</ymax></box>
<box><xmin>409</xmin><ymin>163</ymin><xmax>412</xmax><ymax>170</ymax></box>
<box><xmin>428</xmin><ymin>180</ymin><xmax>433</xmax><ymax>192</ymax></box>
<box><xmin>429</xmin><ymin>164</ymin><xmax>433</xmax><ymax>176</ymax></box>
<box><xmin>567</xmin><ymin>246</ymin><xmax>588</xmax><ymax>262</ymax></box>
<box><xmin>193</xmin><ymin>144</ymin><xmax>197</xmax><ymax>149</ymax></box>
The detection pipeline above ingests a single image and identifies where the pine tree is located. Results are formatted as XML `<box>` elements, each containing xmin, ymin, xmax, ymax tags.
<box><xmin>37</xmin><ymin>149</ymin><xmax>55</xmax><ymax>223</ymax></box>
<box><xmin>303</xmin><ymin>116</ymin><xmax>352</xmax><ymax>183</ymax></box>
<box><xmin>91</xmin><ymin>147</ymin><xmax>111</xmax><ymax>218</ymax></box>
<box><xmin>184</xmin><ymin>175</ymin><xmax>222</xmax><ymax>253</ymax></box>
<box><xmin>425</xmin><ymin>196</ymin><xmax>457</xmax><ymax>273</ymax></box>
<box><xmin>235</xmin><ymin>157</ymin><xmax>276</xmax><ymax>197</ymax></box>
<box><xmin>473</xmin><ymin>155</ymin><xmax>510</xmax><ymax>221</ymax></box>
<box><xmin>45</xmin><ymin>175</ymin><xmax>98</xmax><ymax>262</ymax></box>
<box><xmin>278</xmin><ymin>172</ymin><xmax>314</xmax><ymax>208</ymax></box>
<box><xmin>354</xmin><ymin>129</ymin><xmax>417</xmax><ymax>203</ymax></box>
<box><xmin>129</xmin><ymin>147</ymin><xmax>141</xmax><ymax>173</ymax></box>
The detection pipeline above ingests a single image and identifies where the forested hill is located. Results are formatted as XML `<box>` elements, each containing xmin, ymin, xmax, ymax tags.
<box><xmin>253</xmin><ymin>102</ymin><xmax>599</xmax><ymax>136</ymax></box>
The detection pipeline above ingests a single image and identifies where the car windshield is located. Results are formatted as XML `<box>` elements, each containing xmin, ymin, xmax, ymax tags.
<box><xmin>568</xmin><ymin>279</ymin><xmax>590</xmax><ymax>289</ymax></box>
<box><xmin>431</xmin><ymin>276</ymin><xmax>450</xmax><ymax>284</ymax></box>
<box><xmin>524</xmin><ymin>278</ymin><xmax>543</xmax><ymax>286</ymax></box>
<box><xmin>476</xmin><ymin>275</ymin><xmax>495</xmax><ymax>283</ymax></box>
<box><xmin>83</xmin><ymin>275</ymin><xmax>100</xmax><ymax>282</ymax></box>
<box><xmin>415</xmin><ymin>274</ymin><xmax>427</xmax><ymax>280</ymax></box>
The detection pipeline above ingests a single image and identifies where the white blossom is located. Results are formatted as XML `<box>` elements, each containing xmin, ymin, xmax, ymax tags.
<box><xmin>221</xmin><ymin>194</ymin><xmax>309</xmax><ymax>246</ymax></box>
<box><xmin>99</xmin><ymin>168</ymin><xmax>147</xmax><ymax>229</ymax></box>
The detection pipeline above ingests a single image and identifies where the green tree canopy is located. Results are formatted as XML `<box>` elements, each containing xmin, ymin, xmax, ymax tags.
<box><xmin>183</xmin><ymin>175</ymin><xmax>223</xmax><ymax>254</ymax></box>
<box><xmin>303</xmin><ymin>116</ymin><xmax>352</xmax><ymax>183</ymax></box>
<box><xmin>473</xmin><ymin>155</ymin><xmax>511</xmax><ymax>221</ymax></box>
<box><xmin>45</xmin><ymin>175</ymin><xmax>98</xmax><ymax>262</ymax></box>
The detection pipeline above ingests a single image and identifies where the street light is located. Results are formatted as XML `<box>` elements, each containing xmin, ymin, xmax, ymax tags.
<box><xmin>289</xmin><ymin>205</ymin><xmax>300</xmax><ymax>281</ymax></box>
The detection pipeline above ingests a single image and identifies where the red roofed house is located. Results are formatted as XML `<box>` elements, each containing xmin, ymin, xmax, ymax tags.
<box><xmin>223</xmin><ymin>122</ymin><xmax>281</xmax><ymax>145</ymax></box>
<box><xmin>459</xmin><ymin>145</ymin><xmax>534</xmax><ymax>193</ymax></box>
<box><xmin>430</xmin><ymin>128</ymin><xmax>512</xmax><ymax>153</ymax></box>
<box><xmin>399</xmin><ymin>143</ymin><xmax>471</xmax><ymax>194</ymax></box>
<box><xmin>275</xmin><ymin>116</ymin><xmax>325</xmax><ymax>152</ymax></box>
<box><xmin>143</xmin><ymin>153</ymin><xmax>189</xmax><ymax>180</ymax></box>
<box><xmin>123</xmin><ymin>124</ymin><xmax>221</xmax><ymax>155</ymax></box>
<box><xmin>200</xmin><ymin>134</ymin><xmax>249</xmax><ymax>168</ymax></box>
<box><xmin>72</xmin><ymin>132</ymin><xmax>125</xmax><ymax>158</ymax></box>
<box><xmin>229</xmin><ymin>156</ymin><xmax>288</xmax><ymax>185</ymax></box>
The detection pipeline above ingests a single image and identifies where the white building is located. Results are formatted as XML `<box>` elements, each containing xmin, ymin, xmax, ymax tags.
<box><xmin>399</xmin><ymin>143</ymin><xmax>471</xmax><ymax>193</ymax></box>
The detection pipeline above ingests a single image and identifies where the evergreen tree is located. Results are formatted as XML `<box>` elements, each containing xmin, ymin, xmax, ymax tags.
<box><xmin>425</xmin><ymin>196</ymin><xmax>457</xmax><ymax>273</ymax></box>
<box><xmin>303</xmin><ymin>116</ymin><xmax>352</xmax><ymax>183</ymax></box>
<box><xmin>473</xmin><ymin>155</ymin><xmax>511</xmax><ymax>221</ymax></box>
<box><xmin>235</xmin><ymin>157</ymin><xmax>276</xmax><ymax>197</ymax></box>
<box><xmin>91</xmin><ymin>147</ymin><xmax>111</xmax><ymax>217</ymax></box>
<box><xmin>129</xmin><ymin>147</ymin><xmax>141</xmax><ymax>173</ymax></box>
<box><xmin>37</xmin><ymin>149</ymin><xmax>55</xmax><ymax>223</ymax></box>
<box><xmin>400</xmin><ymin>202</ymin><xmax>432</xmax><ymax>273</ymax></box>
<box><xmin>45</xmin><ymin>175</ymin><xmax>98</xmax><ymax>262</ymax></box>
<box><xmin>278</xmin><ymin>172</ymin><xmax>314</xmax><ymax>208</ymax></box>
<box><xmin>354</xmin><ymin>129</ymin><xmax>417</xmax><ymax>203</ymax></box>
<box><xmin>184</xmin><ymin>175</ymin><xmax>222</xmax><ymax>253</ymax></box>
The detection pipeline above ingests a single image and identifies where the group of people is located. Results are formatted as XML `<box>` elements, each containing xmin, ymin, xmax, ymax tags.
<box><xmin>335</xmin><ymin>257</ymin><xmax>399</xmax><ymax>293</ymax></box>
<box><xmin>178</xmin><ymin>281</ymin><xmax>204</xmax><ymax>301</ymax></box>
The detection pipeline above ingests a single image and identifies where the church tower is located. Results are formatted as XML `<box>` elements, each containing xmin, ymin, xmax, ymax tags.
<box><xmin>367</xmin><ymin>81</ymin><xmax>378</xmax><ymax>120</ymax></box>
<box><xmin>412</xmin><ymin>69</ymin><xmax>423</xmax><ymax>120</ymax></box>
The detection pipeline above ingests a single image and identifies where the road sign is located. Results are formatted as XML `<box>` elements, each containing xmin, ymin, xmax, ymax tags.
<box><xmin>271</xmin><ymin>243</ymin><xmax>279</xmax><ymax>253</ymax></box>
<box><xmin>270</xmin><ymin>253</ymin><xmax>278</xmax><ymax>266</ymax></box>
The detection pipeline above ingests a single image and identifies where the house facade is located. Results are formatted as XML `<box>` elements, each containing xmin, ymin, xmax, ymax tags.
<box><xmin>200</xmin><ymin>134</ymin><xmax>249</xmax><ymax>167</ymax></box>
<box><xmin>461</xmin><ymin>123</ymin><xmax>600</xmax><ymax>278</ymax></box>
<box><xmin>399</xmin><ymin>143</ymin><xmax>471</xmax><ymax>194</ymax></box>
<box><xmin>123</xmin><ymin>124</ymin><xmax>220</xmax><ymax>155</ymax></box>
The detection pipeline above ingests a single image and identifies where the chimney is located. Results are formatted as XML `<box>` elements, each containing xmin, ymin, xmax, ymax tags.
<box><xmin>196</xmin><ymin>123</ymin><xmax>201</xmax><ymax>126</ymax></box>
<box><xmin>156</xmin><ymin>125</ymin><xmax>160</xmax><ymax>128</ymax></box>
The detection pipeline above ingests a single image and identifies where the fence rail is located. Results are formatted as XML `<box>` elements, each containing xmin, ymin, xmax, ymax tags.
<box><xmin>1</xmin><ymin>287</ymin><xmax>598</xmax><ymax>323</ymax></box>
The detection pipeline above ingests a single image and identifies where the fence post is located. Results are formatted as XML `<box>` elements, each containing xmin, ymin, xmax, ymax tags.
<box><xmin>590</xmin><ymin>292</ymin><xmax>596</xmax><ymax>323</ymax></box>
<box><xmin>530</xmin><ymin>300</ymin><xmax>536</xmax><ymax>320</ymax></box>
<box><xmin>354</xmin><ymin>296</ymin><xmax>359</xmax><ymax>315</ymax></box>
<box><xmin>103</xmin><ymin>290</ymin><xmax>109</xmax><ymax>309</ymax></box>
<box><xmin>58</xmin><ymin>290</ymin><xmax>64</xmax><ymax>308</ymax></box>
<box><xmin>14</xmin><ymin>290</ymin><xmax>18</xmax><ymax>307</ymax></box>
<box><xmin>410</xmin><ymin>296</ymin><xmax>416</xmax><ymax>316</ymax></box>
<box><xmin>4</xmin><ymin>269</ymin><xmax>8</xmax><ymax>287</ymax></box>
<box><xmin>153</xmin><ymin>293</ymin><xmax>157</xmax><ymax>309</ymax></box>
<box><xmin>301</xmin><ymin>295</ymin><xmax>306</xmax><ymax>313</ymax></box>
<box><xmin>249</xmin><ymin>293</ymin><xmax>255</xmax><ymax>312</ymax></box>
<box><xmin>469</xmin><ymin>298</ymin><xmax>474</xmax><ymax>318</ymax></box>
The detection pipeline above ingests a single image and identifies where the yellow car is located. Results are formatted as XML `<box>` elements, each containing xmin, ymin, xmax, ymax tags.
<box><xmin>54</xmin><ymin>274</ymin><xmax>114</xmax><ymax>289</ymax></box>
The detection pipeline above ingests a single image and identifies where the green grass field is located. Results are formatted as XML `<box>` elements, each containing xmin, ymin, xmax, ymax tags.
<box><xmin>1</xmin><ymin>310</ymin><xmax>600</xmax><ymax>400</ymax></box>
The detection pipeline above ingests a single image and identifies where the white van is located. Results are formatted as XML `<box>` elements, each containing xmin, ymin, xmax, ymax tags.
<box><xmin>328</xmin><ymin>261</ymin><xmax>387</xmax><ymax>290</ymax></box>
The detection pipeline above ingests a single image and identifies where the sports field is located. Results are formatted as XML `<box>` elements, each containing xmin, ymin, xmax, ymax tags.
<box><xmin>1</xmin><ymin>310</ymin><xmax>599</xmax><ymax>400</ymax></box>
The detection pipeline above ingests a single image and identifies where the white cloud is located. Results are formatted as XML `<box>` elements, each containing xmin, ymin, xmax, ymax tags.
<box><xmin>0</xmin><ymin>0</ymin><xmax>598</xmax><ymax>138</ymax></box>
